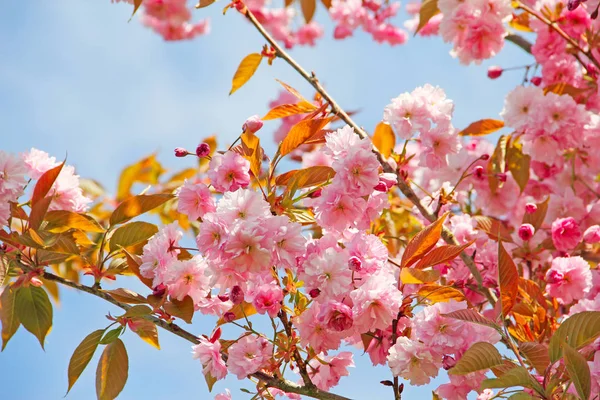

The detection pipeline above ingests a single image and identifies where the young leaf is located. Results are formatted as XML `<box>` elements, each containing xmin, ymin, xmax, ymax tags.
<box><xmin>99</xmin><ymin>327</ymin><xmax>124</xmax><ymax>345</ymax></box>
<box><xmin>417</xmin><ymin>285</ymin><xmax>466</xmax><ymax>303</ymax></box>
<box><xmin>123</xmin><ymin>305</ymin><xmax>152</xmax><ymax>318</ymax></box>
<box><xmin>116</xmin><ymin>155</ymin><xmax>164</xmax><ymax>202</ymax></box>
<box><xmin>372</xmin><ymin>122</ymin><xmax>396</xmax><ymax>158</ymax></box>
<box><xmin>163</xmin><ymin>296</ymin><xmax>194</xmax><ymax>323</ymax></box>
<box><xmin>449</xmin><ymin>342</ymin><xmax>504</xmax><ymax>375</ymax></box>
<box><xmin>522</xmin><ymin>197</ymin><xmax>549</xmax><ymax>231</ymax></box>
<box><xmin>204</xmin><ymin>371</ymin><xmax>218</xmax><ymax>392</ymax></box>
<box><xmin>132</xmin><ymin>0</ymin><xmax>143</xmax><ymax>17</ymax></box>
<box><xmin>300</xmin><ymin>0</ymin><xmax>316</xmax><ymax>22</ymax></box>
<box><xmin>442</xmin><ymin>309</ymin><xmax>501</xmax><ymax>332</ymax></box>
<box><xmin>0</xmin><ymin>255</ymin><xmax>9</xmax><ymax>287</ymax></box>
<box><xmin>0</xmin><ymin>286</ymin><xmax>20</xmax><ymax>351</ymax></box>
<box><xmin>506</xmin><ymin>138</ymin><xmax>530</xmax><ymax>193</ymax></box>
<box><xmin>563</xmin><ymin>343</ymin><xmax>591</xmax><ymax>400</ymax></box>
<box><xmin>44</xmin><ymin>210</ymin><xmax>104</xmax><ymax>233</ymax></box>
<box><xmin>487</xmin><ymin>135</ymin><xmax>508</xmax><ymax>193</ymax></box>
<box><xmin>276</xmin><ymin>166</ymin><xmax>335</xmax><ymax>189</ymax></box>
<box><xmin>67</xmin><ymin>329</ymin><xmax>105</xmax><ymax>394</ymax></box>
<box><xmin>280</xmin><ymin>117</ymin><xmax>332</xmax><ymax>156</ymax></box>
<box><xmin>29</xmin><ymin>195</ymin><xmax>53</xmax><ymax>230</ymax></box>
<box><xmin>109</xmin><ymin>221</ymin><xmax>158</xmax><ymax>253</ymax></box>
<box><xmin>230</xmin><ymin>53</ymin><xmax>263</xmax><ymax>95</ymax></box>
<box><xmin>548</xmin><ymin>311</ymin><xmax>600</xmax><ymax>363</ymax></box>
<box><xmin>262</xmin><ymin>103</ymin><xmax>316</xmax><ymax>120</ymax></box>
<box><xmin>400</xmin><ymin>268</ymin><xmax>440</xmax><ymax>284</ymax></box>
<box><xmin>401</xmin><ymin>212</ymin><xmax>449</xmax><ymax>268</ymax></box>
<box><xmin>96</xmin><ymin>338</ymin><xmax>129</xmax><ymax>400</ymax></box>
<box><xmin>131</xmin><ymin>319</ymin><xmax>160</xmax><ymax>349</ymax></box>
<box><xmin>474</xmin><ymin>216</ymin><xmax>513</xmax><ymax>243</ymax></box>
<box><xmin>508</xmin><ymin>393</ymin><xmax>535</xmax><ymax>400</ymax></box>
<box><xmin>518</xmin><ymin>342</ymin><xmax>550</xmax><ymax>374</ymax></box>
<box><xmin>15</xmin><ymin>286</ymin><xmax>53</xmax><ymax>349</ymax></box>
<box><xmin>241</xmin><ymin>131</ymin><xmax>263</xmax><ymax>179</ymax></box>
<box><xmin>217</xmin><ymin>302</ymin><xmax>257</xmax><ymax>325</ymax></box>
<box><xmin>31</xmin><ymin>161</ymin><xmax>64</xmax><ymax>206</ymax></box>
<box><xmin>104</xmin><ymin>289</ymin><xmax>148</xmax><ymax>305</ymax></box>
<box><xmin>110</xmin><ymin>194</ymin><xmax>174</xmax><ymax>226</ymax></box>
<box><xmin>416</xmin><ymin>0</ymin><xmax>439</xmax><ymax>34</ymax></box>
<box><xmin>481</xmin><ymin>366</ymin><xmax>544</xmax><ymax>394</ymax></box>
<box><xmin>459</xmin><ymin>119</ymin><xmax>504</xmax><ymax>136</ymax></box>
<box><xmin>123</xmin><ymin>249</ymin><xmax>153</xmax><ymax>288</ymax></box>
<box><xmin>413</xmin><ymin>240</ymin><xmax>475</xmax><ymax>269</ymax></box>
<box><xmin>498</xmin><ymin>241</ymin><xmax>519</xmax><ymax>317</ymax></box>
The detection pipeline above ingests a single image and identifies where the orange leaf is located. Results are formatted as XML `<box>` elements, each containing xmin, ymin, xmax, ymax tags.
<box><xmin>241</xmin><ymin>131</ymin><xmax>263</xmax><ymax>179</ymax></box>
<box><xmin>400</xmin><ymin>268</ymin><xmax>440</xmax><ymax>284</ymax></box>
<box><xmin>300</xmin><ymin>0</ymin><xmax>316</xmax><ymax>23</ymax></box>
<box><xmin>275</xmin><ymin>79</ymin><xmax>313</xmax><ymax>104</ymax></box>
<box><xmin>372</xmin><ymin>122</ymin><xmax>396</xmax><ymax>158</ymax></box>
<box><xmin>132</xmin><ymin>0</ymin><xmax>144</xmax><ymax>17</ymax></box>
<box><xmin>217</xmin><ymin>302</ymin><xmax>257</xmax><ymax>325</ymax></box>
<box><xmin>195</xmin><ymin>0</ymin><xmax>216</xmax><ymax>7</ymax></box>
<box><xmin>123</xmin><ymin>249</ymin><xmax>153</xmax><ymax>289</ymax></box>
<box><xmin>418</xmin><ymin>284</ymin><xmax>466</xmax><ymax>303</ymax></box>
<box><xmin>523</xmin><ymin>197</ymin><xmax>549</xmax><ymax>232</ymax></box>
<box><xmin>230</xmin><ymin>53</ymin><xmax>262</xmax><ymax>95</ymax></box>
<box><xmin>401</xmin><ymin>212</ymin><xmax>449</xmax><ymax>268</ymax></box>
<box><xmin>262</xmin><ymin>103</ymin><xmax>316</xmax><ymax>120</ymax></box>
<box><xmin>413</xmin><ymin>240</ymin><xmax>475</xmax><ymax>269</ymax></box>
<box><xmin>459</xmin><ymin>119</ymin><xmax>505</xmax><ymax>136</ymax></box>
<box><xmin>280</xmin><ymin>117</ymin><xmax>332</xmax><ymax>156</ymax></box>
<box><xmin>416</xmin><ymin>0</ymin><xmax>440</xmax><ymax>34</ymax></box>
<box><xmin>506</xmin><ymin>137</ymin><xmax>530</xmax><ymax>193</ymax></box>
<box><xmin>276</xmin><ymin>166</ymin><xmax>335</xmax><ymax>188</ymax></box>
<box><xmin>498</xmin><ymin>241</ymin><xmax>519</xmax><ymax>317</ymax></box>
<box><xmin>31</xmin><ymin>162</ymin><xmax>64</xmax><ymax>206</ymax></box>
<box><xmin>110</xmin><ymin>194</ymin><xmax>174</xmax><ymax>226</ymax></box>
<box><xmin>474</xmin><ymin>216</ymin><xmax>513</xmax><ymax>243</ymax></box>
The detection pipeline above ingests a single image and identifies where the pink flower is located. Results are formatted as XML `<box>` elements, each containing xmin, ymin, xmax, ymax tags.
<box><xmin>545</xmin><ymin>256</ymin><xmax>592</xmax><ymax>304</ymax></box>
<box><xmin>551</xmin><ymin>217</ymin><xmax>582</xmax><ymax>251</ymax></box>
<box><xmin>308</xmin><ymin>352</ymin><xmax>354</xmax><ymax>391</ymax></box>
<box><xmin>295</xmin><ymin>302</ymin><xmax>344</xmax><ymax>354</ymax></box>
<box><xmin>332</xmin><ymin>146</ymin><xmax>380</xmax><ymax>196</ymax></box>
<box><xmin>500</xmin><ymin>86</ymin><xmax>544</xmax><ymax>132</ymax></box>
<box><xmin>350</xmin><ymin>276</ymin><xmax>403</xmax><ymax>332</ymax></box>
<box><xmin>223</xmin><ymin>220</ymin><xmax>272</xmax><ymax>273</ymax></box>
<box><xmin>312</xmin><ymin>182</ymin><xmax>367</xmax><ymax>231</ymax></box>
<box><xmin>164</xmin><ymin>256</ymin><xmax>211</xmax><ymax>304</ymax></box>
<box><xmin>324</xmin><ymin>125</ymin><xmax>371</xmax><ymax>158</ymax></box>
<box><xmin>436</xmin><ymin>372</ymin><xmax>487</xmax><ymax>400</ymax></box>
<box><xmin>300</xmin><ymin>248</ymin><xmax>352</xmax><ymax>301</ymax></box>
<box><xmin>266</xmin><ymin>215</ymin><xmax>306</xmax><ymax>269</ymax></box>
<box><xmin>419</xmin><ymin>123</ymin><xmax>461</xmax><ymax>170</ymax></box>
<box><xmin>296</xmin><ymin>22</ymin><xmax>324</xmax><ymax>46</ymax></box>
<box><xmin>176</xmin><ymin>180</ymin><xmax>216</xmax><ymax>220</ymax></box>
<box><xmin>0</xmin><ymin>151</ymin><xmax>27</xmax><ymax>199</ymax></box>
<box><xmin>208</xmin><ymin>151</ymin><xmax>251</xmax><ymax>192</ymax></box>
<box><xmin>318</xmin><ymin>301</ymin><xmax>354</xmax><ymax>332</ymax></box>
<box><xmin>192</xmin><ymin>336</ymin><xmax>227</xmax><ymax>380</ymax></box>
<box><xmin>226</xmin><ymin>334</ymin><xmax>273</xmax><ymax>379</ymax></box>
<box><xmin>140</xmin><ymin>222</ymin><xmax>183</xmax><ymax>286</ymax></box>
<box><xmin>251</xmin><ymin>284</ymin><xmax>283</xmax><ymax>318</ymax></box>
<box><xmin>215</xmin><ymin>189</ymin><xmax>271</xmax><ymax>225</ymax></box>
<box><xmin>214</xmin><ymin>389</ymin><xmax>231</xmax><ymax>400</ymax></box>
<box><xmin>388</xmin><ymin>336</ymin><xmax>440</xmax><ymax>385</ymax></box>
<box><xmin>584</xmin><ymin>225</ymin><xmax>600</xmax><ymax>243</ymax></box>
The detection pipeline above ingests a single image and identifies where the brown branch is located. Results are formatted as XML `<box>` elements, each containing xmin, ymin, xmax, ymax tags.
<box><xmin>40</xmin><ymin>271</ymin><xmax>351</xmax><ymax>400</ymax></box>
<box><xmin>505</xmin><ymin>33</ymin><xmax>533</xmax><ymax>54</ymax></box>
<box><xmin>242</xmin><ymin>8</ymin><xmax>496</xmax><ymax>305</ymax></box>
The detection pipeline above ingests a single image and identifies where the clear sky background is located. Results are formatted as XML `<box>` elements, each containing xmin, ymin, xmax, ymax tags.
<box><xmin>1</xmin><ymin>1</ymin><xmax>529</xmax><ymax>399</ymax></box>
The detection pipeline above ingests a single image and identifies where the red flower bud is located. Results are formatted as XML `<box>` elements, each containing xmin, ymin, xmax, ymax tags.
<box><xmin>480</xmin><ymin>153</ymin><xmax>490</xmax><ymax>161</ymax></box>
<box><xmin>442</xmin><ymin>355</ymin><xmax>457</xmax><ymax>370</ymax></box>
<box><xmin>309</xmin><ymin>288</ymin><xmax>321</xmax><ymax>298</ymax></box>
<box><xmin>309</xmin><ymin>188</ymin><xmax>323</xmax><ymax>198</ymax></box>
<box><xmin>231</xmin><ymin>285</ymin><xmax>244</xmax><ymax>305</ymax></box>
<box><xmin>496</xmin><ymin>172</ymin><xmax>507</xmax><ymax>182</ymax></box>
<box><xmin>530</xmin><ymin>76</ymin><xmax>542</xmax><ymax>86</ymax></box>
<box><xmin>518</xmin><ymin>223</ymin><xmax>535</xmax><ymax>241</ymax></box>
<box><xmin>152</xmin><ymin>283</ymin><xmax>167</xmax><ymax>297</ymax></box>
<box><xmin>487</xmin><ymin>66</ymin><xmax>503</xmax><ymax>79</ymax></box>
<box><xmin>209</xmin><ymin>327</ymin><xmax>222</xmax><ymax>343</ymax></box>
<box><xmin>348</xmin><ymin>256</ymin><xmax>363</xmax><ymax>272</ymax></box>
<box><xmin>525</xmin><ymin>203</ymin><xmax>537</xmax><ymax>214</ymax></box>
<box><xmin>174</xmin><ymin>147</ymin><xmax>189</xmax><ymax>157</ymax></box>
<box><xmin>196</xmin><ymin>142</ymin><xmax>211</xmax><ymax>158</ymax></box>
<box><xmin>374</xmin><ymin>182</ymin><xmax>388</xmax><ymax>192</ymax></box>
<box><xmin>223</xmin><ymin>311</ymin><xmax>236</xmax><ymax>322</ymax></box>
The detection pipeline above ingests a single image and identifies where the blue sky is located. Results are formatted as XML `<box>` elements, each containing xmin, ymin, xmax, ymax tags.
<box><xmin>1</xmin><ymin>1</ymin><xmax>529</xmax><ymax>399</ymax></box>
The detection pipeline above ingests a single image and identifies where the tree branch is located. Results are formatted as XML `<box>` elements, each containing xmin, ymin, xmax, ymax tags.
<box><xmin>40</xmin><ymin>271</ymin><xmax>351</xmax><ymax>400</ymax></box>
<box><xmin>242</xmin><ymin>8</ymin><xmax>496</xmax><ymax>305</ymax></box>
<box><xmin>505</xmin><ymin>34</ymin><xmax>533</xmax><ymax>54</ymax></box>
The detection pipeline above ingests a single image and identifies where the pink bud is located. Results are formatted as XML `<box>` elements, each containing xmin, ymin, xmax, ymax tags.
<box><xmin>309</xmin><ymin>288</ymin><xmax>321</xmax><ymax>298</ymax></box>
<box><xmin>474</xmin><ymin>166</ymin><xmax>485</xmax><ymax>179</ymax></box>
<box><xmin>442</xmin><ymin>355</ymin><xmax>456</xmax><ymax>370</ymax></box>
<box><xmin>223</xmin><ymin>311</ymin><xmax>236</xmax><ymax>322</ymax></box>
<box><xmin>174</xmin><ymin>147</ymin><xmax>189</xmax><ymax>157</ymax></box>
<box><xmin>480</xmin><ymin>154</ymin><xmax>490</xmax><ymax>161</ymax></box>
<box><xmin>518</xmin><ymin>223</ymin><xmax>535</xmax><ymax>241</ymax></box>
<box><xmin>210</xmin><ymin>327</ymin><xmax>222</xmax><ymax>343</ymax></box>
<box><xmin>496</xmin><ymin>173</ymin><xmax>507</xmax><ymax>182</ymax></box>
<box><xmin>546</xmin><ymin>269</ymin><xmax>564</xmax><ymax>284</ymax></box>
<box><xmin>242</xmin><ymin>115</ymin><xmax>264</xmax><ymax>133</ymax></box>
<box><xmin>487</xmin><ymin>66</ymin><xmax>503</xmax><ymax>79</ymax></box>
<box><xmin>374</xmin><ymin>182</ymin><xmax>388</xmax><ymax>192</ymax></box>
<box><xmin>530</xmin><ymin>76</ymin><xmax>542</xmax><ymax>86</ymax></box>
<box><xmin>583</xmin><ymin>225</ymin><xmax>600</xmax><ymax>243</ymax></box>
<box><xmin>218</xmin><ymin>294</ymin><xmax>230</xmax><ymax>302</ymax></box>
<box><xmin>525</xmin><ymin>203</ymin><xmax>537</xmax><ymax>214</ymax></box>
<box><xmin>231</xmin><ymin>285</ymin><xmax>244</xmax><ymax>305</ymax></box>
<box><xmin>309</xmin><ymin>188</ymin><xmax>322</xmax><ymax>198</ymax></box>
<box><xmin>196</xmin><ymin>142</ymin><xmax>211</xmax><ymax>158</ymax></box>
<box><xmin>348</xmin><ymin>256</ymin><xmax>363</xmax><ymax>272</ymax></box>
<box><xmin>153</xmin><ymin>283</ymin><xmax>167</xmax><ymax>297</ymax></box>
<box><xmin>379</xmin><ymin>173</ymin><xmax>397</xmax><ymax>188</ymax></box>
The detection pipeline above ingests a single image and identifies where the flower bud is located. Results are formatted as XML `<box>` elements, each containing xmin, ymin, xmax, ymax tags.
<box><xmin>442</xmin><ymin>355</ymin><xmax>456</xmax><ymax>370</ymax></box>
<box><xmin>567</xmin><ymin>0</ymin><xmax>581</xmax><ymax>11</ymax></box>
<box><xmin>379</xmin><ymin>173</ymin><xmax>398</xmax><ymax>188</ymax></box>
<box><xmin>309</xmin><ymin>188</ymin><xmax>322</xmax><ymax>198</ymax></box>
<box><xmin>480</xmin><ymin>153</ymin><xmax>490</xmax><ymax>161</ymax></box>
<box><xmin>530</xmin><ymin>76</ymin><xmax>542</xmax><ymax>86</ymax></box>
<box><xmin>242</xmin><ymin>115</ymin><xmax>264</xmax><ymax>133</ymax></box>
<box><xmin>209</xmin><ymin>327</ymin><xmax>222</xmax><ymax>343</ymax></box>
<box><xmin>592</xmin><ymin>8</ymin><xmax>598</xmax><ymax>19</ymax></box>
<box><xmin>223</xmin><ymin>311</ymin><xmax>236</xmax><ymax>322</ymax></box>
<box><xmin>374</xmin><ymin>182</ymin><xmax>388</xmax><ymax>192</ymax></box>
<box><xmin>174</xmin><ymin>147</ymin><xmax>189</xmax><ymax>157</ymax></box>
<box><xmin>230</xmin><ymin>285</ymin><xmax>244</xmax><ymax>305</ymax></box>
<box><xmin>348</xmin><ymin>256</ymin><xmax>363</xmax><ymax>272</ymax></box>
<box><xmin>152</xmin><ymin>283</ymin><xmax>167</xmax><ymax>297</ymax></box>
<box><xmin>487</xmin><ymin>66</ymin><xmax>503</xmax><ymax>79</ymax></box>
<box><xmin>309</xmin><ymin>288</ymin><xmax>321</xmax><ymax>298</ymax></box>
<box><xmin>496</xmin><ymin>172</ymin><xmax>507</xmax><ymax>182</ymax></box>
<box><xmin>196</xmin><ymin>142</ymin><xmax>211</xmax><ymax>158</ymax></box>
<box><xmin>583</xmin><ymin>225</ymin><xmax>600</xmax><ymax>243</ymax></box>
<box><xmin>218</xmin><ymin>294</ymin><xmax>230</xmax><ymax>302</ymax></box>
<box><xmin>518</xmin><ymin>223</ymin><xmax>535</xmax><ymax>241</ymax></box>
<box><xmin>525</xmin><ymin>203</ymin><xmax>537</xmax><ymax>214</ymax></box>
<box><xmin>474</xmin><ymin>166</ymin><xmax>485</xmax><ymax>179</ymax></box>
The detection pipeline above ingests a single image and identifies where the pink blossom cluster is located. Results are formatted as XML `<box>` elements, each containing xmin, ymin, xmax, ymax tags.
<box><xmin>329</xmin><ymin>0</ymin><xmax>408</xmax><ymax>45</ymax></box>
<box><xmin>141</xmin><ymin>0</ymin><xmax>210</xmax><ymax>41</ymax></box>
<box><xmin>437</xmin><ymin>0</ymin><xmax>512</xmax><ymax>64</ymax></box>
<box><xmin>383</xmin><ymin>85</ymin><xmax>461</xmax><ymax>169</ymax></box>
<box><xmin>0</xmin><ymin>151</ymin><xmax>28</xmax><ymax>226</ymax></box>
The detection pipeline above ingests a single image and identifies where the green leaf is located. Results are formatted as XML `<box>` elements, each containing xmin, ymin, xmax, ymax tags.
<box><xmin>519</xmin><ymin>342</ymin><xmax>550</xmax><ymax>374</ymax></box>
<box><xmin>131</xmin><ymin>319</ymin><xmax>160</xmax><ymax>349</ymax></box>
<box><xmin>99</xmin><ymin>327</ymin><xmax>124</xmax><ymax>345</ymax></box>
<box><xmin>96</xmin><ymin>338</ymin><xmax>128</xmax><ymax>400</ymax></box>
<box><xmin>449</xmin><ymin>342</ymin><xmax>504</xmax><ymax>375</ymax></box>
<box><xmin>67</xmin><ymin>329</ymin><xmax>105</xmax><ymax>394</ymax></box>
<box><xmin>0</xmin><ymin>286</ymin><xmax>21</xmax><ymax>350</ymax></box>
<box><xmin>229</xmin><ymin>53</ymin><xmax>262</xmax><ymax>95</ymax></box>
<box><xmin>498</xmin><ymin>240</ymin><xmax>519</xmax><ymax>317</ymax></box>
<box><xmin>481</xmin><ymin>366</ymin><xmax>544</xmax><ymax>394</ymax></box>
<box><xmin>549</xmin><ymin>312</ymin><xmax>600</xmax><ymax>363</ymax></box>
<box><xmin>163</xmin><ymin>296</ymin><xmax>194</xmax><ymax>323</ymax></box>
<box><xmin>109</xmin><ymin>221</ymin><xmax>158</xmax><ymax>253</ymax></box>
<box><xmin>110</xmin><ymin>194</ymin><xmax>174</xmax><ymax>226</ymax></box>
<box><xmin>563</xmin><ymin>343</ymin><xmax>591</xmax><ymax>400</ymax></box>
<box><xmin>15</xmin><ymin>286</ymin><xmax>53</xmax><ymax>349</ymax></box>
<box><xmin>123</xmin><ymin>305</ymin><xmax>152</xmax><ymax>318</ymax></box>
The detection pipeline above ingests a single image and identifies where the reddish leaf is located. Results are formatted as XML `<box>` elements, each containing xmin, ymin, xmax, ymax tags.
<box><xmin>123</xmin><ymin>249</ymin><xmax>153</xmax><ymax>289</ymax></box>
<box><xmin>474</xmin><ymin>216</ymin><xmax>513</xmax><ymax>243</ymax></box>
<box><xmin>0</xmin><ymin>286</ymin><xmax>20</xmax><ymax>351</ymax></box>
<box><xmin>459</xmin><ymin>119</ymin><xmax>505</xmax><ymax>136</ymax></box>
<box><xmin>280</xmin><ymin>117</ymin><xmax>332</xmax><ymax>156</ymax></box>
<box><xmin>276</xmin><ymin>166</ymin><xmax>336</xmax><ymax>188</ymax></box>
<box><xmin>413</xmin><ymin>240</ymin><xmax>475</xmax><ymax>269</ymax></box>
<box><xmin>31</xmin><ymin>162</ymin><xmax>64</xmax><ymax>206</ymax></box>
<box><xmin>28</xmin><ymin>195</ymin><xmax>53</xmax><ymax>230</ymax></box>
<box><xmin>163</xmin><ymin>296</ymin><xmax>194</xmax><ymax>323</ymax></box>
<box><xmin>498</xmin><ymin>241</ymin><xmax>519</xmax><ymax>317</ymax></box>
<box><xmin>262</xmin><ymin>103</ymin><xmax>316</xmax><ymax>120</ymax></box>
<box><xmin>401</xmin><ymin>212</ymin><xmax>449</xmax><ymax>268</ymax></box>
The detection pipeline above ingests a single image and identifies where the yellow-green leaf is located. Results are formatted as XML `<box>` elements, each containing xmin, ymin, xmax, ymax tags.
<box><xmin>416</xmin><ymin>0</ymin><xmax>439</xmax><ymax>34</ymax></box>
<box><xmin>131</xmin><ymin>319</ymin><xmax>160</xmax><ymax>349</ymax></box>
<box><xmin>67</xmin><ymin>329</ymin><xmax>105</xmax><ymax>394</ymax></box>
<box><xmin>459</xmin><ymin>119</ymin><xmax>505</xmax><ymax>136</ymax></box>
<box><xmin>481</xmin><ymin>366</ymin><xmax>544</xmax><ymax>394</ymax></box>
<box><xmin>401</xmin><ymin>212</ymin><xmax>449</xmax><ymax>268</ymax></box>
<box><xmin>498</xmin><ymin>241</ymin><xmax>519</xmax><ymax>317</ymax></box>
<box><xmin>508</xmin><ymin>393</ymin><xmax>535</xmax><ymax>400</ymax></box>
<box><xmin>109</xmin><ymin>221</ymin><xmax>158</xmax><ymax>253</ymax></box>
<box><xmin>0</xmin><ymin>286</ymin><xmax>20</xmax><ymax>351</ymax></box>
<box><xmin>15</xmin><ymin>286</ymin><xmax>53</xmax><ymax>349</ymax></box>
<box><xmin>449</xmin><ymin>342</ymin><xmax>504</xmax><ymax>375</ymax></box>
<box><xmin>280</xmin><ymin>117</ymin><xmax>332</xmax><ymax>156</ymax></box>
<box><xmin>400</xmin><ymin>268</ymin><xmax>440</xmax><ymax>284</ymax></box>
<box><xmin>506</xmin><ymin>138</ymin><xmax>530</xmax><ymax>193</ymax></box>
<box><xmin>99</xmin><ymin>327</ymin><xmax>124</xmax><ymax>345</ymax></box>
<box><xmin>230</xmin><ymin>53</ymin><xmax>263</xmax><ymax>95</ymax></box>
<box><xmin>563</xmin><ymin>343</ymin><xmax>591</xmax><ymax>400</ymax></box>
<box><xmin>417</xmin><ymin>285</ymin><xmax>466</xmax><ymax>303</ymax></box>
<box><xmin>372</xmin><ymin>122</ymin><xmax>396</xmax><ymax>158</ymax></box>
<box><xmin>96</xmin><ymin>338</ymin><xmax>129</xmax><ymax>400</ymax></box>
<box><xmin>0</xmin><ymin>255</ymin><xmax>9</xmax><ymax>287</ymax></box>
<box><xmin>164</xmin><ymin>296</ymin><xmax>194</xmax><ymax>324</ymax></box>
<box><xmin>263</xmin><ymin>103</ymin><xmax>316</xmax><ymax>120</ymax></box>
<box><xmin>44</xmin><ymin>210</ymin><xmax>104</xmax><ymax>233</ymax></box>
<box><xmin>110</xmin><ymin>194</ymin><xmax>174</xmax><ymax>226</ymax></box>
<box><xmin>549</xmin><ymin>311</ymin><xmax>600</xmax><ymax>363</ymax></box>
